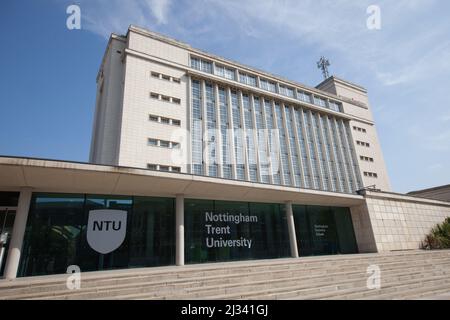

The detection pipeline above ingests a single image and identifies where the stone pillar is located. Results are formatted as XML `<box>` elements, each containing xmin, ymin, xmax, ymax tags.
<box><xmin>4</xmin><ymin>188</ymin><xmax>33</xmax><ymax>279</ymax></box>
<box><xmin>285</xmin><ymin>201</ymin><xmax>299</xmax><ymax>258</ymax></box>
<box><xmin>176</xmin><ymin>194</ymin><xmax>185</xmax><ymax>266</ymax></box>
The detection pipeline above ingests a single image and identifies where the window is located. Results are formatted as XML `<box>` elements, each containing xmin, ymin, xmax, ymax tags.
<box><xmin>279</xmin><ymin>85</ymin><xmax>294</xmax><ymax>98</ymax></box>
<box><xmin>214</xmin><ymin>64</ymin><xmax>236</xmax><ymax>80</ymax></box>
<box><xmin>172</xmin><ymin>98</ymin><xmax>181</xmax><ymax>104</ymax></box>
<box><xmin>353</xmin><ymin>126</ymin><xmax>367</xmax><ymax>133</ymax></box>
<box><xmin>224</xmin><ymin>68</ymin><xmax>235</xmax><ymax>80</ymax></box>
<box><xmin>214</xmin><ymin>65</ymin><xmax>224</xmax><ymax>77</ymax></box>
<box><xmin>150</xmin><ymin>92</ymin><xmax>159</xmax><ymax>99</ymax></box>
<box><xmin>147</xmin><ymin>164</ymin><xmax>158</xmax><ymax>170</ymax></box>
<box><xmin>364</xmin><ymin>172</ymin><xmax>378</xmax><ymax>178</ymax></box>
<box><xmin>151</xmin><ymin>71</ymin><xmax>180</xmax><ymax>83</ymax></box>
<box><xmin>360</xmin><ymin>156</ymin><xmax>374</xmax><ymax>162</ymax></box>
<box><xmin>160</xmin><ymin>140</ymin><xmax>170</xmax><ymax>148</ymax></box>
<box><xmin>161</xmin><ymin>95</ymin><xmax>170</xmax><ymax>102</ymax></box>
<box><xmin>297</xmin><ymin>91</ymin><xmax>312</xmax><ymax>103</ymax></box>
<box><xmin>148</xmin><ymin>138</ymin><xmax>158</xmax><ymax>146</ymax></box>
<box><xmin>171</xmin><ymin>166</ymin><xmax>181</xmax><ymax>173</ymax></box>
<box><xmin>356</xmin><ymin>140</ymin><xmax>370</xmax><ymax>147</ymax></box>
<box><xmin>150</xmin><ymin>115</ymin><xmax>180</xmax><ymax>127</ymax></box>
<box><xmin>260</xmin><ymin>79</ymin><xmax>276</xmax><ymax>92</ymax></box>
<box><xmin>329</xmin><ymin>101</ymin><xmax>341</xmax><ymax>112</ymax></box>
<box><xmin>161</xmin><ymin>117</ymin><xmax>170</xmax><ymax>124</ymax></box>
<box><xmin>171</xmin><ymin>142</ymin><xmax>180</xmax><ymax>149</ymax></box>
<box><xmin>239</xmin><ymin>72</ymin><xmax>257</xmax><ymax>87</ymax></box>
<box><xmin>190</xmin><ymin>56</ymin><xmax>212</xmax><ymax>73</ymax></box>
<box><xmin>190</xmin><ymin>57</ymin><xmax>200</xmax><ymax>70</ymax></box>
<box><xmin>159</xmin><ymin>165</ymin><xmax>170</xmax><ymax>172</ymax></box>
<box><xmin>314</xmin><ymin>96</ymin><xmax>327</xmax><ymax>108</ymax></box>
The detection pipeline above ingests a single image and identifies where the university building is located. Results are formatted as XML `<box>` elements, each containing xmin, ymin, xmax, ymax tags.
<box><xmin>1</xmin><ymin>26</ymin><xmax>449</xmax><ymax>280</ymax></box>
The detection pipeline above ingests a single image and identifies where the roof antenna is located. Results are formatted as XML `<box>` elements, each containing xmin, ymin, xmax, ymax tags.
<box><xmin>317</xmin><ymin>56</ymin><xmax>331</xmax><ymax>80</ymax></box>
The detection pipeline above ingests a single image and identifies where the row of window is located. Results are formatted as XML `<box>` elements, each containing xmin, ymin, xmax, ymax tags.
<box><xmin>353</xmin><ymin>126</ymin><xmax>367</xmax><ymax>133</ymax></box>
<box><xmin>147</xmin><ymin>163</ymin><xmax>181</xmax><ymax>172</ymax></box>
<box><xmin>151</xmin><ymin>71</ymin><xmax>181</xmax><ymax>83</ymax></box>
<box><xmin>190</xmin><ymin>79</ymin><xmax>363</xmax><ymax>194</ymax></box>
<box><xmin>190</xmin><ymin>56</ymin><xmax>342</xmax><ymax>113</ymax></box>
<box><xmin>360</xmin><ymin>156</ymin><xmax>374</xmax><ymax>162</ymax></box>
<box><xmin>148</xmin><ymin>138</ymin><xmax>180</xmax><ymax>149</ymax></box>
<box><xmin>149</xmin><ymin>114</ymin><xmax>181</xmax><ymax>126</ymax></box>
<box><xmin>364</xmin><ymin>171</ymin><xmax>378</xmax><ymax>178</ymax></box>
<box><xmin>356</xmin><ymin>140</ymin><xmax>370</xmax><ymax>147</ymax></box>
<box><xmin>150</xmin><ymin>92</ymin><xmax>181</xmax><ymax>105</ymax></box>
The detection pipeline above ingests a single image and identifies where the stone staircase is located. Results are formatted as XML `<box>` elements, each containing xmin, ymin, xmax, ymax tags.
<box><xmin>1</xmin><ymin>250</ymin><xmax>449</xmax><ymax>300</ymax></box>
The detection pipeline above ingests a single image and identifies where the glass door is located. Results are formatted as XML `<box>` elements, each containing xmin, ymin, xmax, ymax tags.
<box><xmin>0</xmin><ymin>208</ymin><xmax>16</xmax><ymax>277</ymax></box>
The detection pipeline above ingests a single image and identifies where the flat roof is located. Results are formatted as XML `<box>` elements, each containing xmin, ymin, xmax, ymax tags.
<box><xmin>408</xmin><ymin>184</ymin><xmax>450</xmax><ymax>195</ymax></box>
<box><xmin>0</xmin><ymin>156</ymin><xmax>364</xmax><ymax>207</ymax></box>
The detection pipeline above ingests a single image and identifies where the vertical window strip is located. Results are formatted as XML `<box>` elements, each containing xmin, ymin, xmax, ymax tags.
<box><xmin>205</xmin><ymin>83</ymin><xmax>218</xmax><ymax>177</ymax></box>
<box><xmin>254</xmin><ymin>97</ymin><xmax>270</xmax><ymax>183</ymax></box>
<box><xmin>275</xmin><ymin>103</ymin><xmax>291</xmax><ymax>186</ymax></box>
<box><xmin>191</xmin><ymin>80</ymin><xmax>203</xmax><ymax>175</ymax></box>
<box><xmin>337</xmin><ymin>119</ymin><xmax>355</xmax><ymax>193</ymax></box>
<box><xmin>303</xmin><ymin>110</ymin><xmax>321</xmax><ymax>190</ymax></box>
<box><xmin>321</xmin><ymin>116</ymin><xmax>338</xmax><ymax>192</ymax></box>
<box><xmin>330</xmin><ymin>118</ymin><xmax>349</xmax><ymax>193</ymax></box>
<box><xmin>312</xmin><ymin>113</ymin><xmax>329</xmax><ymax>191</ymax></box>
<box><xmin>285</xmin><ymin>107</ymin><xmax>302</xmax><ymax>187</ymax></box>
<box><xmin>295</xmin><ymin>108</ymin><xmax>312</xmax><ymax>188</ymax></box>
<box><xmin>243</xmin><ymin>95</ymin><xmax>258</xmax><ymax>182</ymax></box>
<box><xmin>231</xmin><ymin>91</ymin><xmax>245</xmax><ymax>180</ymax></box>
<box><xmin>219</xmin><ymin>88</ymin><xmax>232</xmax><ymax>179</ymax></box>
<box><xmin>264</xmin><ymin>100</ymin><xmax>280</xmax><ymax>184</ymax></box>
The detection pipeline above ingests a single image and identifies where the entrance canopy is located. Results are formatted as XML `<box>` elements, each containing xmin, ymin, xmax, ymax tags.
<box><xmin>0</xmin><ymin>157</ymin><xmax>364</xmax><ymax>207</ymax></box>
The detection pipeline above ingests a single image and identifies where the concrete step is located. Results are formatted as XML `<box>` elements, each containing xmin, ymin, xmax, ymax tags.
<box><xmin>108</xmin><ymin>260</ymin><xmax>450</xmax><ymax>300</ymax></box>
<box><xmin>12</xmin><ymin>255</ymin><xmax>450</xmax><ymax>300</ymax></box>
<box><xmin>1</xmin><ymin>250</ymin><xmax>449</xmax><ymax>300</ymax></box>
<box><xmin>6</xmin><ymin>255</ymin><xmax>449</xmax><ymax>299</ymax></box>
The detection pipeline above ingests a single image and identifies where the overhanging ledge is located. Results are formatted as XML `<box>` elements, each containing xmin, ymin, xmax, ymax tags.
<box><xmin>0</xmin><ymin>156</ymin><xmax>364</xmax><ymax>207</ymax></box>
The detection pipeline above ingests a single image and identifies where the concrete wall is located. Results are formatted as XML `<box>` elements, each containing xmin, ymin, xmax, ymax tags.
<box><xmin>118</xmin><ymin>52</ymin><xmax>189</xmax><ymax>170</ymax></box>
<box><xmin>89</xmin><ymin>35</ymin><xmax>126</xmax><ymax>165</ymax></box>
<box><xmin>352</xmin><ymin>191</ymin><xmax>450</xmax><ymax>252</ymax></box>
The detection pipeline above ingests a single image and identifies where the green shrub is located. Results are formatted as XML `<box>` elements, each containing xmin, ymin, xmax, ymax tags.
<box><xmin>421</xmin><ymin>217</ymin><xmax>450</xmax><ymax>250</ymax></box>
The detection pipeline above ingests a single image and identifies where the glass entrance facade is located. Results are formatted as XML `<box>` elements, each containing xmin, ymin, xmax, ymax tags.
<box><xmin>18</xmin><ymin>193</ymin><xmax>175</xmax><ymax>277</ymax></box>
<box><xmin>293</xmin><ymin>205</ymin><xmax>358</xmax><ymax>256</ymax></box>
<box><xmin>15</xmin><ymin>192</ymin><xmax>358</xmax><ymax>277</ymax></box>
<box><xmin>185</xmin><ymin>199</ymin><xmax>291</xmax><ymax>264</ymax></box>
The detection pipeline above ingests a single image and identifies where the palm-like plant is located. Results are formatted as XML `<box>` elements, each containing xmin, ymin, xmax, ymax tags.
<box><xmin>421</xmin><ymin>217</ymin><xmax>450</xmax><ymax>250</ymax></box>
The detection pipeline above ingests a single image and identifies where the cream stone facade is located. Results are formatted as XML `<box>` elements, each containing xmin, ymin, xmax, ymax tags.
<box><xmin>90</xmin><ymin>25</ymin><xmax>391</xmax><ymax>193</ymax></box>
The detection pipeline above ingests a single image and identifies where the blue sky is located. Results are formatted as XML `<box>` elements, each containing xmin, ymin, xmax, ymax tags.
<box><xmin>1</xmin><ymin>0</ymin><xmax>449</xmax><ymax>193</ymax></box>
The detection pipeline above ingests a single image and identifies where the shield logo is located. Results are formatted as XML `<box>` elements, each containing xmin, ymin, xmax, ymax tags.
<box><xmin>87</xmin><ymin>209</ymin><xmax>127</xmax><ymax>254</ymax></box>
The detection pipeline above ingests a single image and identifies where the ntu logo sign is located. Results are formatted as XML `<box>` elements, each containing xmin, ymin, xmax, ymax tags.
<box><xmin>87</xmin><ymin>210</ymin><xmax>127</xmax><ymax>254</ymax></box>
